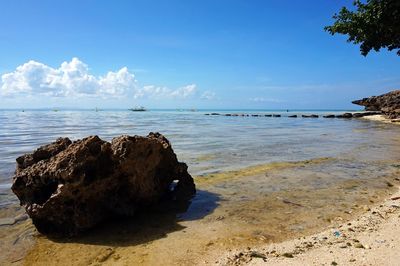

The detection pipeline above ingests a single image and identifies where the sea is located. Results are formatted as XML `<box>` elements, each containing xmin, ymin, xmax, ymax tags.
<box><xmin>1</xmin><ymin>108</ymin><xmax>400</xmax><ymax>207</ymax></box>
<box><xmin>2</xmin><ymin>108</ymin><xmax>400</xmax><ymax>264</ymax></box>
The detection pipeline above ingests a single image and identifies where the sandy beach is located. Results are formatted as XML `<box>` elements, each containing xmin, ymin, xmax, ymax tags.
<box><xmin>361</xmin><ymin>115</ymin><xmax>400</xmax><ymax>125</ymax></box>
<box><xmin>223</xmin><ymin>185</ymin><xmax>400</xmax><ymax>266</ymax></box>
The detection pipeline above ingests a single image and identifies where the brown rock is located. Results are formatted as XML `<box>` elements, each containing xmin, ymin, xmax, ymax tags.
<box><xmin>352</xmin><ymin>90</ymin><xmax>400</xmax><ymax>119</ymax></box>
<box><xmin>12</xmin><ymin>133</ymin><xmax>195</xmax><ymax>236</ymax></box>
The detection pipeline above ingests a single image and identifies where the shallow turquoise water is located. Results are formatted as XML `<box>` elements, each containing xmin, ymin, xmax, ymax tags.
<box><xmin>1</xmin><ymin>109</ymin><xmax>399</xmax><ymax>207</ymax></box>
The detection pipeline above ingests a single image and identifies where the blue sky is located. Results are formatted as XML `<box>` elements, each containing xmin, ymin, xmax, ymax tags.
<box><xmin>0</xmin><ymin>0</ymin><xmax>399</xmax><ymax>109</ymax></box>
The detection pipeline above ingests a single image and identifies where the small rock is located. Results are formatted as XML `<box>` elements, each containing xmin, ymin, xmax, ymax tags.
<box><xmin>386</xmin><ymin>181</ymin><xmax>394</xmax><ymax>187</ymax></box>
<box><xmin>282</xmin><ymin>252</ymin><xmax>294</xmax><ymax>258</ymax></box>
<box><xmin>354</xmin><ymin>243</ymin><xmax>364</xmax><ymax>249</ymax></box>
<box><xmin>96</xmin><ymin>248</ymin><xmax>115</xmax><ymax>262</ymax></box>
<box><xmin>331</xmin><ymin>261</ymin><xmax>338</xmax><ymax>266</ymax></box>
<box><xmin>206</xmin><ymin>241</ymin><xmax>214</xmax><ymax>247</ymax></box>
<box><xmin>362</xmin><ymin>206</ymin><xmax>371</xmax><ymax>211</ymax></box>
<box><xmin>249</xmin><ymin>251</ymin><xmax>267</xmax><ymax>260</ymax></box>
<box><xmin>349</xmin><ymin>258</ymin><xmax>356</xmax><ymax>262</ymax></box>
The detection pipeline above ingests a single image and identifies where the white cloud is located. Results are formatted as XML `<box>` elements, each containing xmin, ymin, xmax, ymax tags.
<box><xmin>170</xmin><ymin>84</ymin><xmax>197</xmax><ymax>98</ymax></box>
<box><xmin>1</xmin><ymin>57</ymin><xmax>137</xmax><ymax>98</ymax></box>
<box><xmin>134</xmin><ymin>84</ymin><xmax>197</xmax><ymax>99</ymax></box>
<box><xmin>1</xmin><ymin>58</ymin><xmax>216</xmax><ymax>103</ymax></box>
<box><xmin>249</xmin><ymin>97</ymin><xmax>282</xmax><ymax>103</ymax></box>
<box><xmin>200</xmin><ymin>90</ymin><xmax>216</xmax><ymax>100</ymax></box>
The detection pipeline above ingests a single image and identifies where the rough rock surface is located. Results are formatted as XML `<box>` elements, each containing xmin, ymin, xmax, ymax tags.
<box><xmin>352</xmin><ymin>90</ymin><xmax>400</xmax><ymax>119</ymax></box>
<box><xmin>12</xmin><ymin>133</ymin><xmax>196</xmax><ymax>236</ymax></box>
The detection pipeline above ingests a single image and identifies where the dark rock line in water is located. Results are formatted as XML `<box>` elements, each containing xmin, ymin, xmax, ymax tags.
<box><xmin>204</xmin><ymin>111</ymin><xmax>382</xmax><ymax>119</ymax></box>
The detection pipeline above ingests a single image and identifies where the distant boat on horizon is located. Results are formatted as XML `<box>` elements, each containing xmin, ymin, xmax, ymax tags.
<box><xmin>129</xmin><ymin>106</ymin><xmax>147</xmax><ymax>112</ymax></box>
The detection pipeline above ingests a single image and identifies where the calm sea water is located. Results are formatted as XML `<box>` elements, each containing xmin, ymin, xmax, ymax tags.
<box><xmin>1</xmin><ymin>109</ymin><xmax>400</xmax><ymax>207</ymax></box>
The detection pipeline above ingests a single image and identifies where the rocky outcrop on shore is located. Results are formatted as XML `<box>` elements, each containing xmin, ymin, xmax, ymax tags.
<box><xmin>11</xmin><ymin>133</ymin><xmax>195</xmax><ymax>236</ymax></box>
<box><xmin>352</xmin><ymin>90</ymin><xmax>400</xmax><ymax>119</ymax></box>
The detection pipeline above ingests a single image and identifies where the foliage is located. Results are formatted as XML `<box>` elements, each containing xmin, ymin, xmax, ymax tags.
<box><xmin>325</xmin><ymin>0</ymin><xmax>400</xmax><ymax>56</ymax></box>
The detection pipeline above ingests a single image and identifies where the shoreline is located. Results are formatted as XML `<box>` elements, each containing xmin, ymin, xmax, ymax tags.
<box><xmin>222</xmin><ymin>185</ymin><xmax>400</xmax><ymax>265</ymax></box>
<box><xmin>360</xmin><ymin>114</ymin><xmax>400</xmax><ymax>124</ymax></box>
<box><xmin>16</xmin><ymin>157</ymin><xmax>400</xmax><ymax>266</ymax></box>
<box><xmin>1</xmin><ymin>115</ymin><xmax>399</xmax><ymax>265</ymax></box>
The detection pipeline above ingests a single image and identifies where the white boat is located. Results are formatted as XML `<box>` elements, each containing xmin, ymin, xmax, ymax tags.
<box><xmin>129</xmin><ymin>106</ymin><xmax>147</xmax><ymax>112</ymax></box>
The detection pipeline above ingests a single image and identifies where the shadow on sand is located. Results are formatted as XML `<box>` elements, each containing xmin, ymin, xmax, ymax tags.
<box><xmin>47</xmin><ymin>189</ymin><xmax>220</xmax><ymax>247</ymax></box>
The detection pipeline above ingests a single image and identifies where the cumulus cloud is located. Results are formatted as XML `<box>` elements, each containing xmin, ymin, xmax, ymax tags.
<box><xmin>170</xmin><ymin>84</ymin><xmax>196</xmax><ymax>98</ymax></box>
<box><xmin>1</xmin><ymin>58</ymin><xmax>136</xmax><ymax>98</ymax></box>
<box><xmin>134</xmin><ymin>84</ymin><xmax>197</xmax><ymax>99</ymax></box>
<box><xmin>1</xmin><ymin>58</ymin><xmax>215</xmax><ymax>102</ymax></box>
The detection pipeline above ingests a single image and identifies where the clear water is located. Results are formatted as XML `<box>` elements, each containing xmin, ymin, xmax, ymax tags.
<box><xmin>1</xmin><ymin>109</ymin><xmax>399</xmax><ymax>207</ymax></box>
<box><xmin>2</xmin><ymin>109</ymin><xmax>400</xmax><ymax>265</ymax></box>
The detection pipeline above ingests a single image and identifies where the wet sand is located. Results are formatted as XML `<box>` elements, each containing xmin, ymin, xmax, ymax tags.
<box><xmin>223</xmin><ymin>187</ymin><xmax>400</xmax><ymax>266</ymax></box>
<box><xmin>1</xmin><ymin>156</ymin><xmax>399</xmax><ymax>266</ymax></box>
<box><xmin>0</xmin><ymin>205</ymin><xmax>35</xmax><ymax>265</ymax></box>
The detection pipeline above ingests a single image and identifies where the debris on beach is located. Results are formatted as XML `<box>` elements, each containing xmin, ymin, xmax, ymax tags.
<box><xmin>11</xmin><ymin>133</ymin><xmax>196</xmax><ymax>236</ymax></box>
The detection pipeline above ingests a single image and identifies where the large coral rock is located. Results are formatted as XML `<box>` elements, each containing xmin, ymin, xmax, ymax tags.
<box><xmin>352</xmin><ymin>90</ymin><xmax>400</xmax><ymax>119</ymax></box>
<box><xmin>12</xmin><ymin>133</ymin><xmax>195</xmax><ymax>236</ymax></box>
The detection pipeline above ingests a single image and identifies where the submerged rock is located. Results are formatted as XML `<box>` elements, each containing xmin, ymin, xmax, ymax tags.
<box><xmin>352</xmin><ymin>90</ymin><xmax>400</xmax><ymax>119</ymax></box>
<box><xmin>302</xmin><ymin>114</ymin><xmax>319</xmax><ymax>118</ymax></box>
<box><xmin>336</xmin><ymin>113</ymin><xmax>353</xmax><ymax>118</ymax></box>
<box><xmin>12</xmin><ymin>133</ymin><xmax>196</xmax><ymax>236</ymax></box>
<box><xmin>352</xmin><ymin>111</ymin><xmax>382</xmax><ymax>118</ymax></box>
